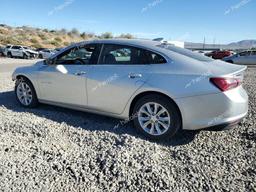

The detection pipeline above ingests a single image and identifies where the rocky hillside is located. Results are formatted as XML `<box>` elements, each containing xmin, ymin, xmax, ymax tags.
<box><xmin>0</xmin><ymin>24</ymin><xmax>133</xmax><ymax>49</ymax></box>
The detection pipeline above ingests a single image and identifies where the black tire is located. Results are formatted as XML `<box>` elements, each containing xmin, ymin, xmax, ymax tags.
<box><xmin>23</xmin><ymin>53</ymin><xmax>29</xmax><ymax>59</ymax></box>
<box><xmin>132</xmin><ymin>94</ymin><xmax>182</xmax><ymax>140</ymax></box>
<box><xmin>7</xmin><ymin>52</ymin><xmax>12</xmax><ymax>58</ymax></box>
<box><xmin>226</xmin><ymin>60</ymin><xmax>233</xmax><ymax>63</ymax></box>
<box><xmin>15</xmin><ymin>77</ymin><xmax>39</xmax><ymax>108</ymax></box>
<box><xmin>39</xmin><ymin>54</ymin><xmax>43</xmax><ymax>59</ymax></box>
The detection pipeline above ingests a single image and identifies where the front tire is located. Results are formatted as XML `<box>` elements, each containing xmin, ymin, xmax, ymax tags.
<box><xmin>15</xmin><ymin>77</ymin><xmax>38</xmax><ymax>108</ymax></box>
<box><xmin>226</xmin><ymin>60</ymin><xmax>234</xmax><ymax>63</ymax></box>
<box><xmin>7</xmin><ymin>52</ymin><xmax>12</xmax><ymax>58</ymax></box>
<box><xmin>23</xmin><ymin>53</ymin><xmax>29</xmax><ymax>59</ymax></box>
<box><xmin>132</xmin><ymin>94</ymin><xmax>181</xmax><ymax>140</ymax></box>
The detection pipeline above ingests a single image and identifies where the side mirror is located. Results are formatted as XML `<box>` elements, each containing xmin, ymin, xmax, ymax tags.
<box><xmin>44</xmin><ymin>59</ymin><xmax>53</xmax><ymax>65</ymax></box>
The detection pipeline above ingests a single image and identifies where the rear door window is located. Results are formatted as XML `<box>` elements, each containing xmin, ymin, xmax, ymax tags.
<box><xmin>239</xmin><ymin>51</ymin><xmax>250</xmax><ymax>56</ymax></box>
<box><xmin>99</xmin><ymin>44</ymin><xmax>166</xmax><ymax>65</ymax></box>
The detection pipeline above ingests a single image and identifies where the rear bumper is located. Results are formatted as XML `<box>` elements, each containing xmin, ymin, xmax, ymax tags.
<box><xmin>175</xmin><ymin>86</ymin><xmax>248</xmax><ymax>130</ymax></box>
<box><xmin>204</xmin><ymin>117</ymin><xmax>244</xmax><ymax>131</ymax></box>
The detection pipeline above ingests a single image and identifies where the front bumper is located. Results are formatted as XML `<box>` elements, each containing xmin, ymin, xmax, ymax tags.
<box><xmin>175</xmin><ymin>86</ymin><xmax>248</xmax><ymax>130</ymax></box>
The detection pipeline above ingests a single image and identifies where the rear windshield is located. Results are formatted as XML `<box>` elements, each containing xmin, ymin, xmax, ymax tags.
<box><xmin>158</xmin><ymin>44</ymin><xmax>214</xmax><ymax>62</ymax></box>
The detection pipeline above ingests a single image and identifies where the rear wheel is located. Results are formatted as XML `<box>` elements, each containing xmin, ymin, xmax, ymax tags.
<box><xmin>15</xmin><ymin>77</ymin><xmax>38</xmax><ymax>108</ymax></box>
<box><xmin>132</xmin><ymin>94</ymin><xmax>181</xmax><ymax>140</ymax></box>
<box><xmin>39</xmin><ymin>54</ymin><xmax>43</xmax><ymax>59</ymax></box>
<box><xmin>226</xmin><ymin>60</ymin><xmax>233</xmax><ymax>63</ymax></box>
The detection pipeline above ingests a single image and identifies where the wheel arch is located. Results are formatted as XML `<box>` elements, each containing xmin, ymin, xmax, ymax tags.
<box><xmin>129</xmin><ymin>91</ymin><xmax>183</xmax><ymax>126</ymax></box>
<box><xmin>15</xmin><ymin>74</ymin><xmax>38</xmax><ymax>97</ymax></box>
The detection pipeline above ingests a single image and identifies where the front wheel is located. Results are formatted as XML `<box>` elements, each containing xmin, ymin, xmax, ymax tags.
<box><xmin>15</xmin><ymin>78</ymin><xmax>39</xmax><ymax>108</ymax></box>
<box><xmin>7</xmin><ymin>52</ymin><xmax>12</xmax><ymax>58</ymax></box>
<box><xmin>23</xmin><ymin>53</ymin><xmax>29</xmax><ymax>59</ymax></box>
<box><xmin>132</xmin><ymin>94</ymin><xmax>182</xmax><ymax>140</ymax></box>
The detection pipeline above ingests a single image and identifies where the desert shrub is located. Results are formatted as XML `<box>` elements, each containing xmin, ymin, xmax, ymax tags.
<box><xmin>50</xmin><ymin>40</ymin><xmax>59</xmax><ymax>47</ymax></box>
<box><xmin>60</xmin><ymin>28</ymin><xmax>67</xmax><ymax>34</ymax></box>
<box><xmin>0</xmin><ymin>28</ymin><xmax>8</xmax><ymax>35</ymax></box>
<box><xmin>100</xmin><ymin>32</ymin><xmax>113</xmax><ymax>39</ymax></box>
<box><xmin>32</xmin><ymin>43</ymin><xmax>42</xmax><ymax>49</ymax></box>
<box><xmin>30</xmin><ymin>38</ymin><xmax>39</xmax><ymax>44</ymax></box>
<box><xmin>54</xmin><ymin>37</ymin><xmax>62</xmax><ymax>42</ymax></box>
<box><xmin>119</xmin><ymin>33</ymin><xmax>134</xmax><ymax>39</ymax></box>
<box><xmin>38</xmin><ymin>33</ymin><xmax>47</xmax><ymax>40</ymax></box>
<box><xmin>64</xmin><ymin>42</ymin><xmax>70</xmax><ymax>46</ymax></box>
<box><xmin>3</xmin><ymin>38</ymin><xmax>20</xmax><ymax>45</ymax></box>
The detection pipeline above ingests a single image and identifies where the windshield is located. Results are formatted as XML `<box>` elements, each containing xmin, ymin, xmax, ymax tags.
<box><xmin>158</xmin><ymin>44</ymin><xmax>214</xmax><ymax>62</ymax></box>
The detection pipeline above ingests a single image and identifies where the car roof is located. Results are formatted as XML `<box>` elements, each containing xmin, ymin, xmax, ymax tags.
<box><xmin>77</xmin><ymin>39</ymin><xmax>161</xmax><ymax>50</ymax></box>
<box><xmin>56</xmin><ymin>38</ymin><xmax>167</xmax><ymax>58</ymax></box>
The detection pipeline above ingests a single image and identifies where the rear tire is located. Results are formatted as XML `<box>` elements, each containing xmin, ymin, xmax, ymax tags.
<box><xmin>15</xmin><ymin>77</ymin><xmax>39</xmax><ymax>108</ymax></box>
<box><xmin>226</xmin><ymin>60</ymin><xmax>233</xmax><ymax>63</ymax></box>
<box><xmin>39</xmin><ymin>54</ymin><xmax>43</xmax><ymax>59</ymax></box>
<box><xmin>132</xmin><ymin>94</ymin><xmax>182</xmax><ymax>140</ymax></box>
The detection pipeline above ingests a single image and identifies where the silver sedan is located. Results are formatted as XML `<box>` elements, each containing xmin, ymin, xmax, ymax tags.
<box><xmin>12</xmin><ymin>39</ymin><xmax>248</xmax><ymax>140</ymax></box>
<box><xmin>223</xmin><ymin>50</ymin><xmax>256</xmax><ymax>65</ymax></box>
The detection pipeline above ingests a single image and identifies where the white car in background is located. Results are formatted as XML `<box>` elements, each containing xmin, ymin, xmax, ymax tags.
<box><xmin>5</xmin><ymin>45</ymin><xmax>38</xmax><ymax>59</ymax></box>
<box><xmin>38</xmin><ymin>49</ymin><xmax>56</xmax><ymax>59</ymax></box>
<box><xmin>223</xmin><ymin>50</ymin><xmax>256</xmax><ymax>65</ymax></box>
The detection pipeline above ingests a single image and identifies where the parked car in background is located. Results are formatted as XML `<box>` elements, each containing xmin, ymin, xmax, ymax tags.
<box><xmin>205</xmin><ymin>50</ymin><xmax>233</xmax><ymax>59</ymax></box>
<box><xmin>4</xmin><ymin>45</ymin><xmax>39</xmax><ymax>59</ymax></box>
<box><xmin>223</xmin><ymin>50</ymin><xmax>256</xmax><ymax>65</ymax></box>
<box><xmin>12</xmin><ymin>39</ymin><xmax>248</xmax><ymax>140</ymax></box>
<box><xmin>0</xmin><ymin>46</ymin><xmax>4</xmax><ymax>57</ymax></box>
<box><xmin>54</xmin><ymin>48</ymin><xmax>64</xmax><ymax>53</ymax></box>
<box><xmin>38</xmin><ymin>49</ymin><xmax>56</xmax><ymax>59</ymax></box>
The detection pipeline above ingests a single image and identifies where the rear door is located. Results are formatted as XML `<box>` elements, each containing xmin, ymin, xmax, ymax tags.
<box><xmin>86</xmin><ymin>44</ymin><xmax>167</xmax><ymax>114</ymax></box>
<box><xmin>248</xmin><ymin>51</ymin><xmax>256</xmax><ymax>65</ymax></box>
<box><xmin>235</xmin><ymin>51</ymin><xmax>251</xmax><ymax>64</ymax></box>
<box><xmin>11</xmin><ymin>46</ymin><xmax>21</xmax><ymax>57</ymax></box>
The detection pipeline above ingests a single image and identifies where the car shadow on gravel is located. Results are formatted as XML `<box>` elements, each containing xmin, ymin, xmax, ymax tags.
<box><xmin>0</xmin><ymin>91</ymin><xmax>199</xmax><ymax>146</ymax></box>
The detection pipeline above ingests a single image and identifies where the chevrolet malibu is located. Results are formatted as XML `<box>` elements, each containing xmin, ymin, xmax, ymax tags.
<box><xmin>12</xmin><ymin>39</ymin><xmax>248</xmax><ymax>140</ymax></box>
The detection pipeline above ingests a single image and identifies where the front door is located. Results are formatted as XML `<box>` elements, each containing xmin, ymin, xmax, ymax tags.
<box><xmin>37</xmin><ymin>44</ymin><xmax>101</xmax><ymax>107</ymax></box>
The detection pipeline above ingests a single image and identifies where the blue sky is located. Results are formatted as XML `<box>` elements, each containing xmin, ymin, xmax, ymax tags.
<box><xmin>0</xmin><ymin>0</ymin><xmax>255</xmax><ymax>44</ymax></box>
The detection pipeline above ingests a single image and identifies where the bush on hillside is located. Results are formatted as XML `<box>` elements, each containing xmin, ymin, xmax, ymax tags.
<box><xmin>100</xmin><ymin>32</ymin><xmax>113</xmax><ymax>39</ymax></box>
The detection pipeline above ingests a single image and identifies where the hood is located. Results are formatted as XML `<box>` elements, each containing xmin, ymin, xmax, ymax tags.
<box><xmin>25</xmin><ymin>49</ymin><xmax>38</xmax><ymax>54</ymax></box>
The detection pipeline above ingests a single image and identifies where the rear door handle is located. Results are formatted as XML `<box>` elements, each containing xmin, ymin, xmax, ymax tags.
<box><xmin>75</xmin><ymin>71</ymin><xmax>87</xmax><ymax>76</ymax></box>
<box><xmin>129</xmin><ymin>73</ymin><xmax>142</xmax><ymax>79</ymax></box>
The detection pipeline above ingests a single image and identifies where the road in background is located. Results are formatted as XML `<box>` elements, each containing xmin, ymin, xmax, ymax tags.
<box><xmin>0</xmin><ymin>58</ymin><xmax>41</xmax><ymax>73</ymax></box>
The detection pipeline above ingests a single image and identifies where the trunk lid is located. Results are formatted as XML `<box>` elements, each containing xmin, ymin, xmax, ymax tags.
<box><xmin>207</xmin><ymin>60</ymin><xmax>247</xmax><ymax>77</ymax></box>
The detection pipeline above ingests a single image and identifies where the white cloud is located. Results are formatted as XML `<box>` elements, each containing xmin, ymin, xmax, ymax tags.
<box><xmin>224</xmin><ymin>0</ymin><xmax>251</xmax><ymax>15</ymax></box>
<box><xmin>48</xmin><ymin>0</ymin><xmax>75</xmax><ymax>16</ymax></box>
<box><xmin>141</xmin><ymin>0</ymin><xmax>164</xmax><ymax>13</ymax></box>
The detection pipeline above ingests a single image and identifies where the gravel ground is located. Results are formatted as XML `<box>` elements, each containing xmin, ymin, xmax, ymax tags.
<box><xmin>0</xmin><ymin>60</ymin><xmax>255</xmax><ymax>191</ymax></box>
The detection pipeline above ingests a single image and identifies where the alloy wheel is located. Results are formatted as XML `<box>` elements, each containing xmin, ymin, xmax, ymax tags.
<box><xmin>138</xmin><ymin>102</ymin><xmax>171</xmax><ymax>136</ymax></box>
<box><xmin>16</xmin><ymin>81</ymin><xmax>33</xmax><ymax>106</ymax></box>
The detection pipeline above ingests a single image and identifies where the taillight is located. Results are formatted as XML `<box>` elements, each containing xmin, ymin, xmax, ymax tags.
<box><xmin>210</xmin><ymin>77</ymin><xmax>242</xmax><ymax>92</ymax></box>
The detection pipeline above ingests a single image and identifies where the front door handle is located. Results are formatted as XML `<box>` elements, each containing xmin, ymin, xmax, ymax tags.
<box><xmin>74</xmin><ymin>71</ymin><xmax>87</xmax><ymax>76</ymax></box>
<box><xmin>129</xmin><ymin>73</ymin><xmax>142</xmax><ymax>79</ymax></box>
